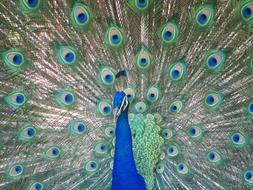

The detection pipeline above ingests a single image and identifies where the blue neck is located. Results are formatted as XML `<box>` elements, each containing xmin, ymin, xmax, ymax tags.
<box><xmin>112</xmin><ymin>108</ymin><xmax>146</xmax><ymax>190</ymax></box>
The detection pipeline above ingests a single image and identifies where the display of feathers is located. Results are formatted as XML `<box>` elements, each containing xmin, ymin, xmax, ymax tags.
<box><xmin>1</xmin><ymin>0</ymin><xmax>253</xmax><ymax>189</ymax></box>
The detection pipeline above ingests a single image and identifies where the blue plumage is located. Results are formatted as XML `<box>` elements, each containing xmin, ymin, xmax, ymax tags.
<box><xmin>112</xmin><ymin>91</ymin><xmax>147</xmax><ymax>190</ymax></box>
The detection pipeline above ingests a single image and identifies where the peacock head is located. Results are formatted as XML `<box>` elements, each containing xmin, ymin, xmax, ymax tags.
<box><xmin>113</xmin><ymin>91</ymin><xmax>129</xmax><ymax>119</ymax></box>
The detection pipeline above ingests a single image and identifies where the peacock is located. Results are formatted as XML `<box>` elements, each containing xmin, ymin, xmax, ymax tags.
<box><xmin>1</xmin><ymin>0</ymin><xmax>253</xmax><ymax>189</ymax></box>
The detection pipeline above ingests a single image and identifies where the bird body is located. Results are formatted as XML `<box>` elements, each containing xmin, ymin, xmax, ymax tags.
<box><xmin>1</xmin><ymin>0</ymin><xmax>253</xmax><ymax>190</ymax></box>
<box><xmin>112</xmin><ymin>92</ymin><xmax>146</xmax><ymax>189</ymax></box>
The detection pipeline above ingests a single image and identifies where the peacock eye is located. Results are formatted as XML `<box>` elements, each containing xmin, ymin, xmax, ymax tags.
<box><xmin>166</xmin><ymin>144</ymin><xmax>180</xmax><ymax>158</ymax></box>
<box><xmin>135</xmin><ymin>0</ymin><xmax>148</xmax><ymax>9</ymax></box>
<box><xmin>195</xmin><ymin>5</ymin><xmax>214</xmax><ymax>27</ymax></box>
<box><xmin>230</xmin><ymin>132</ymin><xmax>248</xmax><ymax>148</ymax></box>
<box><xmin>156</xmin><ymin>161</ymin><xmax>165</xmax><ymax>174</ymax></box>
<box><xmin>207</xmin><ymin>150</ymin><xmax>222</xmax><ymax>165</ymax></box>
<box><xmin>177</xmin><ymin>163</ymin><xmax>190</xmax><ymax>176</ymax></box>
<box><xmin>26</xmin><ymin>0</ymin><xmax>39</xmax><ymax>8</ymax></box>
<box><xmin>54</xmin><ymin>89</ymin><xmax>75</xmax><ymax>107</ymax></box>
<box><xmin>160</xmin><ymin>22</ymin><xmax>179</xmax><ymax>44</ymax></box>
<box><xmin>20</xmin><ymin>0</ymin><xmax>40</xmax><ymax>12</ymax></box>
<box><xmin>4</xmin><ymin>92</ymin><xmax>27</xmax><ymax>109</ymax></box>
<box><xmin>44</xmin><ymin>146</ymin><xmax>61</xmax><ymax>160</ymax></box>
<box><xmin>205</xmin><ymin>50</ymin><xmax>226</xmax><ymax>72</ymax></box>
<box><xmin>241</xmin><ymin>2</ymin><xmax>253</xmax><ymax>22</ymax></box>
<box><xmin>8</xmin><ymin>164</ymin><xmax>24</xmax><ymax>178</ymax></box>
<box><xmin>57</xmin><ymin>46</ymin><xmax>77</xmax><ymax>66</ymax></box>
<box><xmin>105</xmin><ymin>126</ymin><xmax>115</xmax><ymax>138</ymax></box>
<box><xmin>2</xmin><ymin>50</ymin><xmax>25</xmax><ymax>70</ymax></box>
<box><xmin>97</xmin><ymin>100</ymin><xmax>112</xmax><ymax>116</ymax></box>
<box><xmin>161</xmin><ymin>128</ymin><xmax>174</xmax><ymax>140</ymax></box>
<box><xmin>168</xmin><ymin>62</ymin><xmax>186</xmax><ymax>81</ymax></box>
<box><xmin>247</xmin><ymin>101</ymin><xmax>253</xmax><ymax>116</ymax></box>
<box><xmin>204</xmin><ymin>91</ymin><xmax>223</xmax><ymax>110</ymax></box>
<box><xmin>94</xmin><ymin>142</ymin><xmax>110</xmax><ymax>157</ymax></box>
<box><xmin>98</xmin><ymin>66</ymin><xmax>116</xmax><ymax>86</ymax></box>
<box><xmin>135</xmin><ymin>101</ymin><xmax>148</xmax><ymax>113</ymax></box>
<box><xmin>187</xmin><ymin>125</ymin><xmax>204</xmax><ymax>141</ymax></box>
<box><xmin>169</xmin><ymin>100</ymin><xmax>184</xmax><ymax>113</ymax></box>
<box><xmin>84</xmin><ymin>160</ymin><xmax>99</xmax><ymax>173</ymax></box>
<box><xmin>146</xmin><ymin>86</ymin><xmax>160</xmax><ymax>102</ymax></box>
<box><xmin>105</xmin><ymin>25</ymin><xmax>125</xmax><ymax>49</ymax></box>
<box><xmin>18</xmin><ymin>125</ymin><xmax>37</xmax><ymax>142</ymax></box>
<box><xmin>128</xmin><ymin>0</ymin><xmax>151</xmax><ymax>13</ymax></box>
<box><xmin>67</xmin><ymin>120</ymin><xmax>88</xmax><ymax>136</ymax></box>
<box><xmin>29</xmin><ymin>182</ymin><xmax>43</xmax><ymax>190</ymax></box>
<box><xmin>244</xmin><ymin>171</ymin><xmax>253</xmax><ymax>185</ymax></box>
<box><xmin>124</xmin><ymin>87</ymin><xmax>135</xmax><ymax>102</ymax></box>
<box><xmin>135</xmin><ymin>47</ymin><xmax>153</xmax><ymax>71</ymax></box>
<box><xmin>8</xmin><ymin>52</ymin><xmax>23</xmax><ymax>65</ymax></box>
<box><xmin>71</xmin><ymin>3</ymin><xmax>93</xmax><ymax>29</ymax></box>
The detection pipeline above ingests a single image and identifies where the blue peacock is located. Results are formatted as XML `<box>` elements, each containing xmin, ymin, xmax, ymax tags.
<box><xmin>1</xmin><ymin>0</ymin><xmax>253</xmax><ymax>189</ymax></box>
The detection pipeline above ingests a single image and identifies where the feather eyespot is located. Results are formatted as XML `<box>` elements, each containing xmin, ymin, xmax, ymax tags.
<box><xmin>244</xmin><ymin>171</ymin><xmax>253</xmax><ymax>186</ymax></box>
<box><xmin>169</xmin><ymin>100</ymin><xmax>184</xmax><ymax>113</ymax></box>
<box><xmin>241</xmin><ymin>2</ymin><xmax>253</xmax><ymax>22</ymax></box>
<box><xmin>2</xmin><ymin>50</ymin><xmax>25</xmax><ymax>71</ymax></box>
<box><xmin>160</xmin><ymin>22</ymin><xmax>179</xmax><ymax>44</ymax></box>
<box><xmin>71</xmin><ymin>3</ymin><xmax>93</xmax><ymax>29</ymax></box>
<box><xmin>105</xmin><ymin>25</ymin><xmax>125</xmax><ymax>49</ymax></box>
<box><xmin>29</xmin><ymin>182</ymin><xmax>44</xmax><ymax>190</ymax></box>
<box><xmin>135</xmin><ymin>47</ymin><xmax>153</xmax><ymax>71</ymax></box>
<box><xmin>207</xmin><ymin>150</ymin><xmax>222</xmax><ymax>165</ymax></box>
<box><xmin>105</xmin><ymin>126</ymin><xmax>115</xmax><ymax>138</ymax></box>
<box><xmin>128</xmin><ymin>0</ymin><xmax>152</xmax><ymax>13</ymax></box>
<box><xmin>4</xmin><ymin>92</ymin><xmax>27</xmax><ymax>109</ymax></box>
<box><xmin>94</xmin><ymin>142</ymin><xmax>110</xmax><ymax>157</ymax></box>
<box><xmin>204</xmin><ymin>91</ymin><xmax>223</xmax><ymax>110</ymax></box>
<box><xmin>161</xmin><ymin>128</ymin><xmax>174</xmax><ymax>140</ymax></box>
<box><xmin>97</xmin><ymin>100</ymin><xmax>112</xmax><ymax>116</ymax></box>
<box><xmin>230</xmin><ymin>132</ymin><xmax>248</xmax><ymax>148</ymax></box>
<box><xmin>168</xmin><ymin>62</ymin><xmax>186</xmax><ymax>81</ymax></box>
<box><xmin>247</xmin><ymin>101</ymin><xmax>253</xmax><ymax>116</ymax></box>
<box><xmin>54</xmin><ymin>89</ymin><xmax>75</xmax><ymax>107</ymax></box>
<box><xmin>85</xmin><ymin>160</ymin><xmax>99</xmax><ymax>173</ymax></box>
<box><xmin>195</xmin><ymin>5</ymin><xmax>214</xmax><ymax>27</ymax></box>
<box><xmin>98</xmin><ymin>66</ymin><xmax>116</xmax><ymax>86</ymax></box>
<box><xmin>205</xmin><ymin>50</ymin><xmax>226</xmax><ymax>72</ymax></box>
<box><xmin>187</xmin><ymin>125</ymin><xmax>204</xmax><ymax>140</ymax></box>
<box><xmin>146</xmin><ymin>86</ymin><xmax>160</xmax><ymax>102</ymax></box>
<box><xmin>20</xmin><ymin>0</ymin><xmax>40</xmax><ymax>12</ymax></box>
<box><xmin>19</xmin><ymin>125</ymin><xmax>37</xmax><ymax>142</ymax></box>
<box><xmin>167</xmin><ymin>144</ymin><xmax>179</xmax><ymax>158</ymax></box>
<box><xmin>7</xmin><ymin>164</ymin><xmax>24</xmax><ymax>178</ymax></box>
<box><xmin>177</xmin><ymin>163</ymin><xmax>190</xmax><ymax>176</ymax></box>
<box><xmin>57</xmin><ymin>46</ymin><xmax>77</xmax><ymax>66</ymax></box>
<box><xmin>67</xmin><ymin>120</ymin><xmax>88</xmax><ymax>136</ymax></box>
<box><xmin>135</xmin><ymin>0</ymin><xmax>148</xmax><ymax>9</ymax></box>
<box><xmin>135</xmin><ymin>101</ymin><xmax>148</xmax><ymax>113</ymax></box>
<box><xmin>45</xmin><ymin>146</ymin><xmax>61</xmax><ymax>160</ymax></box>
<box><xmin>124</xmin><ymin>87</ymin><xmax>135</xmax><ymax>102</ymax></box>
<box><xmin>156</xmin><ymin>162</ymin><xmax>165</xmax><ymax>174</ymax></box>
